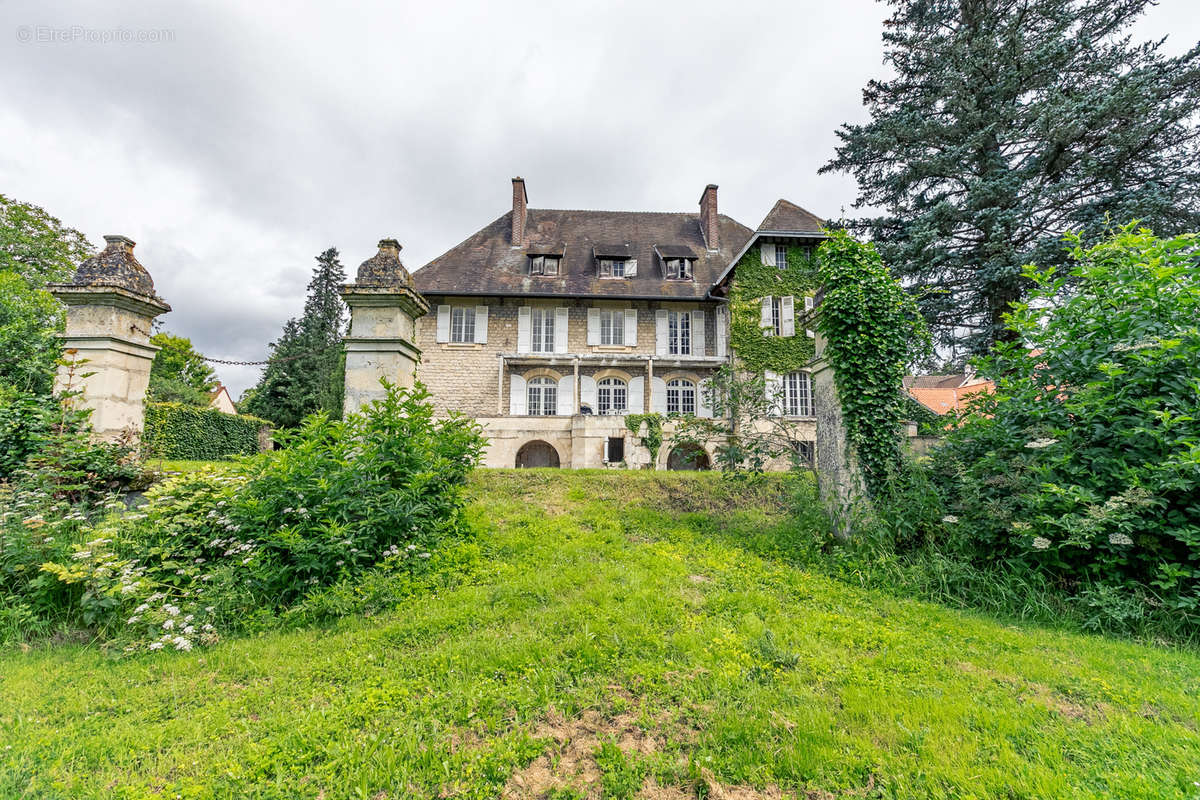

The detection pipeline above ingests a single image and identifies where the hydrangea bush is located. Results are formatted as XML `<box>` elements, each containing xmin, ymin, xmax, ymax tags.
<box><xmin>5</xmin><ymin>382</ymin><xmax>485</xmax><ymax>650</ymax></box>
<box><xmin>928</xmin><ymin>227</ymin><xmax>1200</xmax><ymax>623</ymax></box>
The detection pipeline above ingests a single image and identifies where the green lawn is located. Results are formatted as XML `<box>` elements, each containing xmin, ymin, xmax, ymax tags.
<box><xmin>2</xmin><ymin>470</ymin><xmax>1198</xmax><ymax>799</ymax></box>
<box><xmin>143</xmin><ymin>458</ymin><xmax>236</xmax><ymax>474</ymax></box>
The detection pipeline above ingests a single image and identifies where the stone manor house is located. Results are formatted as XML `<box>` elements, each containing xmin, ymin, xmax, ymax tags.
<box><xmin>392</xmin><ymin>178</ymin><xmax>826</xmax><ymax>469</ymax></box>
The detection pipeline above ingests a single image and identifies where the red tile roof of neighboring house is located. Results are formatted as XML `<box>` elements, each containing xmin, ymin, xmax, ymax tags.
<box><xmin>905</xmin><ymin>374</ymin><xmax>994</xmax><ymax>415</ymax></box>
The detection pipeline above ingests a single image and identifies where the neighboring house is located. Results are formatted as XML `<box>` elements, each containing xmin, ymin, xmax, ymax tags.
<box><xmin>208</xmin><ymin>384</ymin><xmax>237</xmax><ymax>415</ymax></box>
<box><xmin>903</xmin><ymin>373</ymin><xmax>994</xmax><ymax>416</ymax></box>
<box><xmin>409</xmin><ymin>178</ymin><xmax>826</xmax><ymax>469</ymax></box>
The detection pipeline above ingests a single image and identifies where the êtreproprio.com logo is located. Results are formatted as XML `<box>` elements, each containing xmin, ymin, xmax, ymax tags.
<box><xmin>15</xmin><ymin>25</ymin><xmax>176</xmax><ymax>44</ymax></box>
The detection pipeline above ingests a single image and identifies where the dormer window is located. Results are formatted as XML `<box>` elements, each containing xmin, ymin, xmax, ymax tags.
<box><xmin>529</xmin><ymin>255</ymin><xmax>560</xmax><ymax>276</ymax></box>
<box><xmin>598</xmin><ymin>258</ymin><xmax>627</xmax><ymax>279</ymax></box>
<box><xmin>665</xmin><ymin>258</ymin><xmax>693</xmax><ymax>280</ymax></box>
<box><xmin>655</xmin><ymin>245</ymin><xmax>696</xmax><ymax>281</ymax></box>
<box><xmin>594</xmin><ymin>245</ymin><xmax>635</xmax><ymax>279</ymax></box>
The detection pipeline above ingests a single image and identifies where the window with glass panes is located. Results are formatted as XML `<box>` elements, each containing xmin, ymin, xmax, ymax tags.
<box><xmin>527</xmin><ymin>377</ymin><xmax>557</xmax><ymax>416</ymax></box>
<box><xmin>775</xmin><ymin>244</ymin><xmax>788</xmax><ymax>270</ymax></box>
<box><xmin>598</xmin><ymin>310</ymin><xmax>624</xmax><ymax>346</ymax></box>
<box><xmin>783</xmin><ymin>371</ymin><xmax>813</xmax><ymax>416</ymax></box>
<box><xmin>666</xmin><ymin>379</ymin><xmax>696</xmax><ymax>415</ymax></box>
<box><xmin>530</xmin><ymin>308</ymin><xmax>555</xmax><ymax>353</ymax></box>
<box><xmin>449</xmin><ymin>307</ymin><xmax>475</xmax><ymax>343</ymax></box>
<box><xmin>599</xmin><ymin>258</ymin><xmax>626</xmax><ymax>278</ymax></box>
<box><xmin>668</xmin><ymin>310</ymin><xmax>691</xmax><ymax>355</ymax></box>
<box><xmin>665</xmin><ymin>258</ymin><xmax>693</xmax><ymax>280</ymax></box>
<box><xmin>771</xmin><ymin>296</ymin><xmax>783</xmax><ymax>336</ymax></box>
<box><xmin>597</xmin><ymin>377</ymin><xmax>627</xmax><ymax>415</ymax></box>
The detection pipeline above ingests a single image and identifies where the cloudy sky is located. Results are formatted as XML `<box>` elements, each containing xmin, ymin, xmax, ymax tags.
<box><xmin>2</xmin><ymin>1</ymin><xmax>1197</xmax><ymax>395</ymax></box>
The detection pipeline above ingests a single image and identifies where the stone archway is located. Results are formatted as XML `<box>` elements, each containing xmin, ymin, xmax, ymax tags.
<box><xmin>666</xmin><ymin>445</ymin><xmax>710</xmax><ymax>471</ymax></box>
<box><xmin>515</xmin><ymin>440</ymin><xmax>561</xmax><ymax>468</ymax></box>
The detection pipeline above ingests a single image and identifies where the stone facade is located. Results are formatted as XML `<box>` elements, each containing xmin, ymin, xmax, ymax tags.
<box><xmin>391</xmin><ymin>179</ymin><xmax>835</xmax><ymax>472</ymax></box>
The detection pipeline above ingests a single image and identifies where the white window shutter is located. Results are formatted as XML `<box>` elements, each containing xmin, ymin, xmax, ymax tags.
<box><xmin>436</xmin><ymin>305</ymin><xmax>451</xmax><ymax>343</ymax></box>
<box><xmin>715</xmin><ymin>307</ymin><xmax>728</xmax><ymax>357</ymax></box>
<box><xmin>650</xmin><ymin>376</ymin><xmax>667</xmax><ymax>414</ymax></box>
<box><xmin>579</xmin><ymin>375</ymin><xmax>597</xmax><ymax>411</ymax></box>
<box><xmin>626</xmin><ymin>258</ymin><xmax>637</xmax><ymax>277</ymax></box>
<box><xmin>781</xmin><ymin>295</ymin><xmax>796</xmax><ymax>338</ymax></box>
<box><xmin>509</xmin><ymin>374</ymin><xmax>527</xmax><ymax>415</ymax></box>
<box><xmin>587</xmin><ymin>308</ymin><xmax>600</xmax><ymax>346</ymax></box>
<box><xmin>557</xmin><ymin>375</ymin><xmax>575</xmax><ymax>415</ymax></box>
<box><xmin>624</xmin><ymin>309</ymin><xmax>638</xmax><ymax>346</ymax></box>
<box><xmin>805</xmin><ymin>295</ymin><xmax>815</xmax><ymax>338</ymax></box>
<box><xmin>655</xmin><ymin>309</ymin><xmax>668</xmax><ymax>355</ymax></box>
<box><xmin>760</xmin><ymin>297</ymin><xmax>773</xmax><ymax>335</ymax></box>
<box><xmin>517</xmin><ymin>306</ymin><xmax>531</xmax><ymax>353</ymax></box>
<box><xmin>692</xmin><ymin>310</ymin><xmax>706</xmax><ymax>356</ymax></box>
<box><xmin>474</xmin><ymin>306</ymin><xmax>488</xmax><ymax>344</ymax></box>
<box><xmin>555</xmin><ymin>307</ymin><xmax>569</xmax><ymax>353</ymax></box>
<box><xmin>764</xmin><ymin>370</ymin><xmax>783</xmax><ymax>416</ymax></box>
<box><xmin>627</xmin><ymin>376</ymin><xmax>644</xmax><ymax>414</ymax></box>
<box><xmin>697</xmin><ymin>378</ymin><xmax>713</xmax><ymax>418</ymax></box>
<box><xmin>760</xmin><ymin>243</ymin><xmax>776</xmax><ymax>267</ymax></box>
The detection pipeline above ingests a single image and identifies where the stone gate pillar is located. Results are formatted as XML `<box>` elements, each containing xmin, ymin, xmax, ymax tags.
<box><xmin>810</xmin><ymin>306</ymin><xmax>865</xmax><ymax>539</ymax></box>
<box><xmin>47</xmin><ymin>235</ymin><xmax>171</xmax><ymax>442</ymax></box>
<box><xmin>340</xmin><ymin>238</ymin><xmax>429</xmax><ymax>416</ymax></box>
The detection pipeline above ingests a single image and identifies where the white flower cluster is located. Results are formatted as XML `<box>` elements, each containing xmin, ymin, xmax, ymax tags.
<box><xmin>1108</xmin><ymin>532</ymin><xmax>1134</xmax><ymax>546</ymax></box>
<box><xmin>1024</xmin><ymin>438</ymin><xmax>1058</xmax><ymax>449</ymax></box>
<box><xmin>1032</xmin><ymin>537</ymin><xmax>1052</xmax><ymax>550</ymax></box>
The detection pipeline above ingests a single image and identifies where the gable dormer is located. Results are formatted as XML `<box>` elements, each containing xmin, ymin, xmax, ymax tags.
<box><xmin>654</xmin><ymin>245</ymin><xmax>695</xmax><ymax>281</ymax></box>
<box><xmin>593</xmin><ymin>244</ymin><xmax>636</xmax><ymax>279</ymax></box>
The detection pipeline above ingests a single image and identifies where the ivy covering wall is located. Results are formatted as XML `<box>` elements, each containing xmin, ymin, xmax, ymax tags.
<box><xmin>144</xmin><ymin>402</ymin><xmax>269</xmax><ymax>460</ymax></box>
<box><xmin>727</xmin><ymin>242</ymin><xmax>820</xmax><ymax>374</ymax></box>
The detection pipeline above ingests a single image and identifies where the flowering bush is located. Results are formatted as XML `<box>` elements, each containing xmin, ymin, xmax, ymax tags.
<box><xmin>926</xmin><ymin>227</ymin><xmax>1200</xmax><ymax>625</ymax></box>
<box><xmin>0</xmin><ymin>393</ymin><xmax>145</xmax><ymax>641</ymax></box>
<box><xmin>20</xmin><ymin>382</ymin><xmax>485</xmax><ymax>651</ymax></box>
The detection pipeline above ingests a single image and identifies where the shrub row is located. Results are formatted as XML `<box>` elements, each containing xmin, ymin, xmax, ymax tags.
<box><xmin>143</xmin><ymin>402</ymin><xmax>269</xmax><ymax>460</ymax></box>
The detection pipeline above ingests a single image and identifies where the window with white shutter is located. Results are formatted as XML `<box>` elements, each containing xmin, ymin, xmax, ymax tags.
<box><xmin>668</xmin><ymin>310</ymin><xmax>691</xmax><ymax>355</ymax></box>
<box><xmin>527</xmin><ymin>377</ymin><xmax>557</xmax><ymax>416</ymax></box>
<box><xmin>783</xmin><ymin>371</ymin><xmax>813</xmax><ymax>417</ymax></box>
<box><xmin>530</xmin><ymin>308</ymin><xmax>554</xmax><ymax>353</ymax></box>
<box><xmin>780</xmin><ymin>295</ymin><xmax>795</xmax><ymax>338</ymax></box>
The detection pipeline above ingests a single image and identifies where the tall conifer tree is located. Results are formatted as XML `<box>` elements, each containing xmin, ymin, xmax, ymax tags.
<box><xmin>822</xmin><ymin>0</ymin><xmax>1200</xmax><ymax>357</ymax></box>
<box><xmin>246</xmin><ymin>248</ymin><xmax>347</xmax><ymax>426</ymax></box>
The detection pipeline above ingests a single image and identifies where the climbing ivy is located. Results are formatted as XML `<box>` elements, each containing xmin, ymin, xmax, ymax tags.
<box><xmin>625</xmin><ymin>413</ymin><xmax>664</xmax><ymax>467</ymax></box>
<box><xmin>816</xmin><ymin>230</ymin><xmax>928</xmax><ymax>499</ymax></box>
<box><xmin>727</xmin><ymin>242</ymin><xmax>820</xmax><ymax>374</ymax></box>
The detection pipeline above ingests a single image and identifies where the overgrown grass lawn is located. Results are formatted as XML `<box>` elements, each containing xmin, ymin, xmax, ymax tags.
<box><xmin>2</xmin><ymin>471</ymin><xmax>1198</xmax><ymax>798</ymax></box>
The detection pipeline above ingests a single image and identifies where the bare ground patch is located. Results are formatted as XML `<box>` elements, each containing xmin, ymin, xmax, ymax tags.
<box><xmin>501</xmin><ymin>701</ymin><xmax>842</xmax><ymax>800</ymax></box>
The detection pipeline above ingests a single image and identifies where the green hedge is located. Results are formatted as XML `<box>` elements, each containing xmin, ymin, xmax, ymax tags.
<box><xmin>144</xmin><ymin>402</ymin><xmax>269</xmax><ymax>460</ymax></box>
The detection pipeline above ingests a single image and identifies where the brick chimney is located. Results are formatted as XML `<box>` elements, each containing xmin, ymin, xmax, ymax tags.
<box><xmin>511</xmin><ymin>177</ymin><xmax>528</xmax><ymax>248</ymax></box>
<box><xmin>699</xmin><ymin>184</ymin><xmax>719</xmax><ymax>251</ymax></box>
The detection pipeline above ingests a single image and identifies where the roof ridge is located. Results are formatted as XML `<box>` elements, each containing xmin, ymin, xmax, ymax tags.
<box><xmin>525</xmin><ymin>207</ymin><xmax>707</xmax><ymax>216</ymax></box>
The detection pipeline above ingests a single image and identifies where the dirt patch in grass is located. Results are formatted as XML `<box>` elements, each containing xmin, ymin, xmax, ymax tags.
<box><xmin>502</xmin><ymin>704</ymin><xmax>796</xmax><ymax>800</ymax></box>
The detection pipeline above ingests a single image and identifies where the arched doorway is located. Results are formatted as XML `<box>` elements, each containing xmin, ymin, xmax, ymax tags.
<box><xmin>666</xmin><ymin>445</ymin><xmax>710</xmax><ymax>471</ymax></box>
<box><xmin>515</xmin><ymin>440</ymin><xmax>561</xmax><ymax>468</ymax></box>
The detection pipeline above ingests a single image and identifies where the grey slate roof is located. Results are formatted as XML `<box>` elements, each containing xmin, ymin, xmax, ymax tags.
<box><xmin>72</xmin><ymin>235</ymin><xmax>157</xmax><ymax>297</ymax></box>
<box><xmin>412</xmin><ymin>209</ymin><xmax>754</xmax><ymax>300</ymax></box>
<box><xmin>903</xmin><ymin>374</ymin><xmax>972</xmax><ymax>389</ymax></box>
<box><xmin>757</xmin><ymin>199</ymin><xmax>825</xmax><ymax>234</ymax></box>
